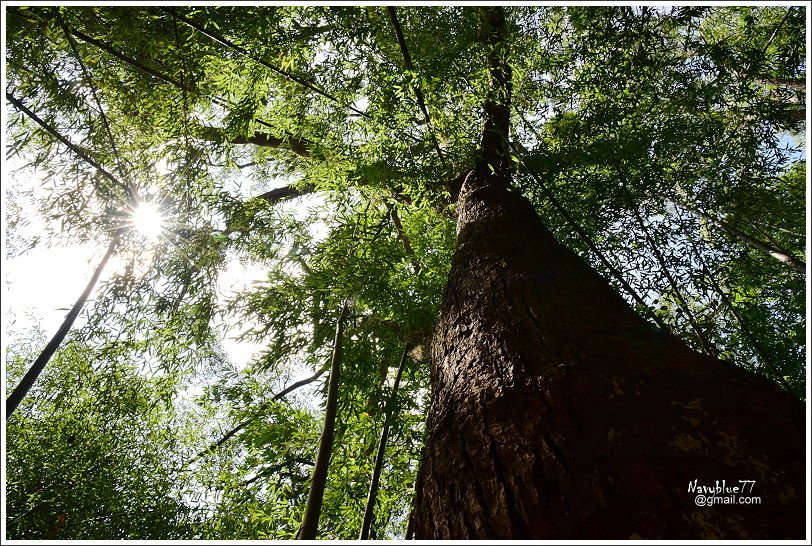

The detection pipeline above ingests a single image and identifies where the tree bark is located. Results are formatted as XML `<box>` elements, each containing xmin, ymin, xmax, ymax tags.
<box><xmin>297</xmin><ymin>301</ymin><xmax>350</xmax><ymax>540</ymax></box>
<box><xmin>411</xmin><ymin>6</ymin><xmax>805</xmax><ymax>540</ymax></box>
<box><xmin>411</xmin><ymin>162</ymin><xmax>805</xmax><ymax>540</ymax></box>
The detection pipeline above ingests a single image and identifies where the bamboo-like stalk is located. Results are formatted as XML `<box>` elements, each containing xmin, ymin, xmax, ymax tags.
<box><xmin>678</xmin><ymin>201</ymin><xmax>806</xmax><ymax>274</ymax></box>
<box><xmin>359</xmin><ymin>345</ymin><xmax>410</xmax><ymax>540</ymax></box>
<box><xmin>297</xmin><ymin>301</ymin><xmax>350</xmax><ymax>540</ymax></box>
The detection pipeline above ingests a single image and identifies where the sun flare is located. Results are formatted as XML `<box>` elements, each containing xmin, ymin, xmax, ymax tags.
<box><xmin>132</xmin><ymin>202</ymin><xmax>164</xmax><ymax>240</ymax></box>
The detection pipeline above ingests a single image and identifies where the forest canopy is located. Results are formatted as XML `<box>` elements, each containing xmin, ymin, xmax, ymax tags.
<box><xmin>3</xmin><ymin>4</ymin><xmax>807</xmax><ymax>540</ymax></box>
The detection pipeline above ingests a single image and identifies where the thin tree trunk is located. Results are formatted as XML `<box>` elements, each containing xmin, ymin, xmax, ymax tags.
<box><xmin>678</xmin><ymin>202</ymin><xmax>806</xmax><ymax>274</ymax></box>
<box><xmin>6</xmin><ymin>238</ymin><xmax>118</xmax><ymax>418</ymax></box>
<box><xmin>297</xmin><ymin>301</ymin><xmax>350</xmax><ymax>540</ymax></box>
<box><xmin>411</xmin><ymin>7</ymin><xmax>804</xmax><ymax>539</ymax></box>
<box><xmin>359</xmin><ymin>345</ymin><xmax>410</xmax><ymax>540</ymax></box>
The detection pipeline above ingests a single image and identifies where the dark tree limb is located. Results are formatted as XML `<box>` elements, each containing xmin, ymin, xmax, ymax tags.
<box><xmin>297</xmin><ymin>300</ymin><xmax>350</xmax><ymax>540</ymax></box>
<box><xmin>56</xmin><ymin>13</ymin><xmax>132</xmax><ymax>181</ymax></box>
<box><xmin>612</xmin><ymin>162</ymin><xmax>717</xmax><ymax>356</ymax></box>
<box><xmin>759</xmin><ymin>9</ymin><xmax>791</xmax><ymax>58</ymax></box>
<box><xmin>58</xmin><ymin>23</ymin><xmax>184</xmax><ymax>88</ymax></box>
<box><xmin>682</xmin><ymin>233</ymin><xmax>794</xmax><ymax>393</ymax></box>
<box><xmin>167</xmin><ymin>9</ymin><xmax>370</xmax><ymax>120</ymax></box>
<box><xmin>6</xmin><ymin>93</ymin><xmax>134</xmax><ymax>204</ymax></box>
<box><xmin>702</xmin><ymin>264</ymin><xmax>793</xmax><ymax>392</ymax></box>
<box><xmin>514</xmin><ymin>114</ymin><xmax>667</xmax><ymax>329</ymax></box>
<box><xmin>196</xmin><ymin>126</ymin><xmax>312</xmax><ymax>158</ymax></box>
<box><xmin>756</xmin><ymin>76</ymin><xmax>806</xmax><ymax>91</ymax></box>
<box><xmin>254</xmin><ymin>184</ymin><xmax>317</xmax><ymax>205</ymax></box>
<box><xmin>743</xmin><ymin>215</ymin><xmax>803</xmax><ymax>264</ymax></box>
<box><xmin>35</xmin><ymin>10</ymin><xmax>297</xmax><ymax>145</ymax></box>
<box><xmin>241</xmin><ymin>457</ymin><xmax>315</xmax><ymax>487</ymax></box>
<box><xmin>630</xmin><ymin>205</ymin><xmax>718</xmax><ymax>357</ymax></box>
<box><xmin>390</xmin><ymin>206</ymin><xmax>421</xmax><ymax>274</ymax></box>
<box><xmin>386</xmin><ymin>7</ymin><xmax>446</xmax><ymax>166</ymax></box>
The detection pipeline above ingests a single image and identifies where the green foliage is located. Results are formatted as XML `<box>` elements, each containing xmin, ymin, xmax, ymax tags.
<box><xmin>5</xmin><ymin>335</ymin><xmax>198</xmax><ymax>539</ymax></box>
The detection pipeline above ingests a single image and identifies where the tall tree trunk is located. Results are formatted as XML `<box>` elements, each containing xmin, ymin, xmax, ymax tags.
<box><xmin>359</xmin><ymin>345</ymin><xmax>410</xmax><ymax>540</ymax></box>
<box><xmin>411</xmin><ymin>7</ymin><xmax>805</xmax><ymax>540</ymax></box>
<box><xmin>412</xmin><ymin>162</ymin><xmax>805</xmax><ymax>540</ymax></box>
<box><xmin>297</xmin><ymin>301</ymin><xmax>350</xmax><ymax>540</ymax></box>
<box><xmin>6</xmin><ymin>237</ymin><xmax>118</xmax><ymax>418</ymax></box>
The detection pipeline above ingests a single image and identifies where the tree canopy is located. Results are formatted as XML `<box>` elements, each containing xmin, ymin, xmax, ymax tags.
<box><xmin>4</xmin><ymin>5</ymin><xmax>806</xmax><ymax>539</ymax></box>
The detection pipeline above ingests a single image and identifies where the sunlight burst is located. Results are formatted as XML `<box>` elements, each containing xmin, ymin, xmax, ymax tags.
<box><xmin>132</xmin><ymin>202</ymin><xmax>164</xmax><ymax>240</ymax></box>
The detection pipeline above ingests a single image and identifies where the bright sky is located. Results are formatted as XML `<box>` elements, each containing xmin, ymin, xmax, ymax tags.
<box><xmin>1</xmin><ymin>156</ymin><xmax>290</xmax><ymax>376</ymax></box>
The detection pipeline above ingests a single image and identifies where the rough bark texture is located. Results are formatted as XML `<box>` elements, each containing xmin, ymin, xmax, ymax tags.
<box><xmin>410</xmin><ymin>167</ymin><xmax>806</xmax><ymax>539</ymax></box>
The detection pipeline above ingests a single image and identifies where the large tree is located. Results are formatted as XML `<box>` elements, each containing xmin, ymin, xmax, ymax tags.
<box><xmin>410</xmin><ymin>7</ymin><xmax>804</xmax><ymax>539</ymax></box>
<box><xmin>4</xmin><ymin>5</ymin><xmax>806</xmax><ymax>540</ymax></box>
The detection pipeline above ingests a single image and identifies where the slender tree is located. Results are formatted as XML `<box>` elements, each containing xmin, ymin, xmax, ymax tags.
<box><xmin>359</xmin><ymin>345</ymin><xmax>410</xmax><ymax>540</ymax></box>
<box><xmin>6</xmin><ymin>237</ymin><xmax>118</xmax><ymax>418</ymax></box>
<box><xmin>297</xmin><ymin>301</ymin><xmax>350</xmax><ymax>540</ymax></box>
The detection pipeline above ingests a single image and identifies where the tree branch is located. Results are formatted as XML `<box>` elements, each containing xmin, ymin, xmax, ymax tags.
<box><xmin>695</xmin><ymin>256</ymin><xmax>793</xmax><ymax>393</ymax></box>
<box><xmin>631</xmin><ymin>206</ymin><xmax>718</xmax><ymax>357</ymax></box>
<box><xmin>390</xmin><ymin>206</ymin><xmax>421</xmax><ymax>274</ymax></box>
<box><xmin>57</xmin><ymin>14</ymin><xmax>131</xmax><ymax>180</ymax></box>
<box><xmin>59</xmin><ymin>24</ymin><xmax>184</xmax><ymax>88</ymax></box>
<box><xmin>755</xmin><ymin>76</ymin><xmax>805</xmax><ymax>91</ymax></box>
<box><xmin>386</xmin><ymin>7</ymin><xmax>446</xmax><ymax>166</ymax></box>
<box><xmin>186</xmin><ymin>362</ymin><xmax>332</xmax><ymax>465</ymax></box>
<box><xmin>241</xmin><ymin>457</ymin><xmax>315</xmax><ymax>487</ymax></box>
<box><xmin>254</xmin><ymin>184</ymin><xmax>317</xmax><ymax>204</ymax></box>
<box><xmin>6</xmin><ymin>92</ymin><xmax>134</xmax><ymax>204</ymax></box>
<box><xmin>196</xmin><ymin>126</ymin><xmax>312</xmax><ymax>158</ymax></box>
<box><xmin>613</xmin><ymin>161</ymin><xmax>718</xmax><ymax>356</ymax></box>
<box><xmin>38</xmin><ymin>10</ymin><xmax>293</xmax><ymax>141</ymax></box>
<box><xmin>677</xmin><ymin>202</ymin><xmax>806</xmax><ymax>274</ymax></box>
<box><xmin>167</xmin><ymin>8</ymin><xmax>371</xmax><ymax>120</ymax></box>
